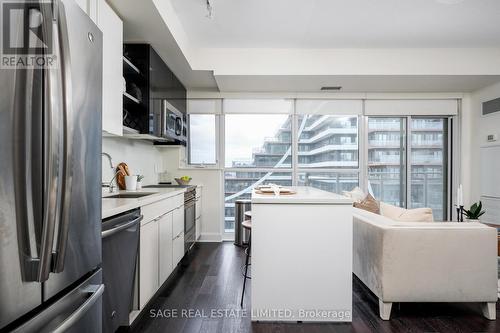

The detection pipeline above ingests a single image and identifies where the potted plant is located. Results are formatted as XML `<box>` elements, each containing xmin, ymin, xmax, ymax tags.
<box><xmin>136</xmin><ymin>175</ymin><xmax>144</xmax><ymax>190</ymax></box>
<box><xmin>464</xmin><ymin>201</ymin><xmax>485</xmax><ymax>222</ymax></box>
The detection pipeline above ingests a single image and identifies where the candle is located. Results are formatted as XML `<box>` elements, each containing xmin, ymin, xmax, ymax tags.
<box><xmin>459</xmin><ymin>184</ymin><xmax>463</xmax><ymax>206</ymax></box>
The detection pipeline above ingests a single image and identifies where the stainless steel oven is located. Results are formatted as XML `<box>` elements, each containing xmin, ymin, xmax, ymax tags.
<box><xmin>184</xmin><ymin>187</ymin><xmax>196</xmax><ymax>252</ymax></box>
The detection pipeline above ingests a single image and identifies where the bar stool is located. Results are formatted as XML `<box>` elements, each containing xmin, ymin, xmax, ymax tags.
<box><xmin>240</xmin><ymin>219</ymin><xmax>252</xmax><ymax>307</ymax></box>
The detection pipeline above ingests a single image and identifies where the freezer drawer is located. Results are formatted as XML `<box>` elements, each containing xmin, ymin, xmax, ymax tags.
<box><xmin>11</xmin><ymin>269</ymin><xmax>103</xmax><ymax>333</ymax></box>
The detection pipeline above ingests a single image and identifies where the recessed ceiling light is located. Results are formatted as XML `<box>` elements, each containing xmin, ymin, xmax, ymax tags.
<box><xmin>321</xmin><ymin>86</ymin><xmax>342</xmax><ymax>91</ymax></box>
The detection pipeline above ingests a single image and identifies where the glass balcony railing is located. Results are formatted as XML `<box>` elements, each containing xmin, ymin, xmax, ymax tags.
<box><xmin>224</xmin><ymin>172</ymin><xmax>292</xmax><ymax>232</ymax></box>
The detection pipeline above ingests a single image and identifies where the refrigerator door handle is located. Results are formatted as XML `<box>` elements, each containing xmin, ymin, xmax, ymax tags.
<box><xmin>51</xmin><ymin>284</ymin><xmax>105</xmax><ymax>333</ymax></box>
<box><xmin>51</xmin><ymin>0</ymin><xmax>74</xmax><ymax>273</ymax></box>
<box><xmin>18</xmin><ymin>6</ymin><xmax>62</xmax><ymax>283</ymax></box>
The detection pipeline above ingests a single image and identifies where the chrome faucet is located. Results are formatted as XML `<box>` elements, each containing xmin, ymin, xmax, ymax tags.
<box><xmin>102</xmin><ymin>152</ymin><xmax>114</xmax><ymax>169</ymax></box>
<box><xmin>102</xmin><ymin>152</ymin><xmax>117</xmax><ymax>193</ymax></box>
<box><xmin>106</xmin><ymin>171</ymin><xmax>123</xmax><ymax>193</ymax></box>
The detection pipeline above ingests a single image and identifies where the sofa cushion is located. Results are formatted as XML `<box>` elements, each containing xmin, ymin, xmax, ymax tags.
<box><xmin>342</xmin><ymin>186</ymin><xmax>366</xmax><ymax>203</ymax></box>
<box><xmin>354</xmin><ymin>194</ymin><xmax>380</xmax><ymax>214</ymax></box>
<box><xmin>380</xmin><ymin>202</ymin><xmax>434</xmax><ymax>222</ymax></box>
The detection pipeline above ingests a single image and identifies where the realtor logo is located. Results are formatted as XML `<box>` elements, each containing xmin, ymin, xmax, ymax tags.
<box><xmin>1</xmin><ymin>0</ymin><xmax>56</xmax><ymax>68</ymax></box>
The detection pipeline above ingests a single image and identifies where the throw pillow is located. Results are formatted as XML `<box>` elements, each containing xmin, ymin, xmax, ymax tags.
<box><xmin>380</xmin><ymin>202</ymin><xmax>434</xmax><ymax>222</ymax></box>
<box><xmin>353</xmin><ymin>194</ymin><xmax>380</xmax><ymax>214</ymax></box>
<box><xmin>342</xmin><ymin>187</ymin><xmax>366</xmax><ymax>203</ymax></box>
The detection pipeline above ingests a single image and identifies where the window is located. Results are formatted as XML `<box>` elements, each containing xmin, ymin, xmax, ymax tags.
<box><xmin>297</xmin><ymin>115</ymin><xmax>358</xmax><ymax>169</ymax></box>
<box><xmin>368</xmin><ymin>117</ymin><xmax>407</xmax><ymax>207</ymax></box>
<box><xmin>410</xmin><ymin>118</ymin><xmax>447</xmax><ymax>221</ymax></box>
<box><xmin>367</xmin><ymin>117</ymin><xmax>449</xmax><ymax>220</ymax></box>
<box><xmin>224</xmin><ymin>114</ymin><xmax>292</xmax><ymax>168</ymax></box>
<box><xmin>296</xmin><ymin>114</ymin><xmax>360</xmax><ymax>195</ymax></box>
<box><xmin>188</xmin><ymin>114</ymin><xmax>217</xmax><ymax>165</ymax></box>
<box><xmin>186</xmin><ymin>98</ymin><xmax>455</xmax><ymax>235</ymax></box>
<box><xmin>224</xmin><ymin>111</ymin><xmax>293</xmax><ymax>232</ymax></box>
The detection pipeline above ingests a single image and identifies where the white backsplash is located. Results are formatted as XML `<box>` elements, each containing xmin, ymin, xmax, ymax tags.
<box><xmin>102</xmin><ymin>136</ymin><xmax>165</xmax><ymax>186</ymax></box>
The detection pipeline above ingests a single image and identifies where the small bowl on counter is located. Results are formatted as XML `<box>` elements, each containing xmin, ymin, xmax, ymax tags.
<box><xmin>174</xmin><ymin>177</ymin><xmax>192</xmax><ymax>186</ymax></box>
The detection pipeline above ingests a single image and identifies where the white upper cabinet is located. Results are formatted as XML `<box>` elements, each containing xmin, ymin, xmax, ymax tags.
<box><xmin>97</xmin><ymin>0</ymin><xmax>123</xmax><ymax>136</ymax></box>
<box><xmin>74</xmin><ymin>0</ymin><xmax>98</xmax><ymax>23</ymax></box>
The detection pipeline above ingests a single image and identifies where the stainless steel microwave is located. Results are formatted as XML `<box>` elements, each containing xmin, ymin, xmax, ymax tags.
<box><xmin>161</xmin><ymin>100</ymin><xmax>186</xmax><ymax>144</ymax></box>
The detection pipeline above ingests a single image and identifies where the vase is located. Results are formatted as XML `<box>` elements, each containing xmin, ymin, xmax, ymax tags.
<box><xmin>136</xmin><ymin>181</ymin><xmax>143</xmax><ymax>190</ymax></box>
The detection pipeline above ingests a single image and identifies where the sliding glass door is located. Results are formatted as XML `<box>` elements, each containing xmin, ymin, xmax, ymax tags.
<box><xmin>409</xmin><ymin>118</ymin><xmax>448</xmax><ymax>221</ymax></box>
<box><xmin>367</xmin><ymin>117</ymin><xmax>449</xmax><ymax>220</ymax></box>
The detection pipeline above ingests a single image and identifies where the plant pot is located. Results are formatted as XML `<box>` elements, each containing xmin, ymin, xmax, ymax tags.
<box><xmin>125</xmin><ymin>176</ymin><xmax>137</xmax><ymax>191</ymax></box>
<box><xmin>136</xmin><ymin>181</ymin><xmax>142</xmax><ymax>190</ymax></box>
<box><xmin>465</xmin><ymin>218</ymin><xmax>480</xmax><ymax>223</ymax></box>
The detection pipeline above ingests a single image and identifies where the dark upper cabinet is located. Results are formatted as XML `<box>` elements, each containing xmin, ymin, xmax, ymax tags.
<box><xmin>123</xmin><ymin>44</ymin><xmax>187</xmax><ymax>144</ymax></box>
<box><xmin>149</xmin><ymin>46</ymin><xmax>186</xmax><ymax>113</ymax></box>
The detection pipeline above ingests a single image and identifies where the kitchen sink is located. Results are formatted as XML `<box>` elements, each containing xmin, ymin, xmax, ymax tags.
<box><xmin>103</xmin><ymin>192</ymin><xmax>156</xmax><ymax>199</ymax></box>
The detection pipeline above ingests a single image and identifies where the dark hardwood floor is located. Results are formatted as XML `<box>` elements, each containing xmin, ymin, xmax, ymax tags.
<box><xmin>130</xmin><ymin>242</ymin><xmax>499</xmax><ymax>333</ymax></box>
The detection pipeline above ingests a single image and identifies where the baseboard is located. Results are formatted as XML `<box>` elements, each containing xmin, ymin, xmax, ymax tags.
<box><xmin>198</xmin><ymin>232</ymin><xmax>223</xmax><ymax>242</ymax></box>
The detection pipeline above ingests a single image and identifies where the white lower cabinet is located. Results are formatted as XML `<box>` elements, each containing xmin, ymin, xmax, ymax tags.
<box><xmin>136</xmin><ymin>194</ymin><xmax>185</xmax><ymax>314</ymax></box>
<box><xmin>158</xmin><ymin>212</ymin><xmax>173</xmax><ymax>283</ymax></box>
<box><xmin>139</xmin><ymin>219</ymin><xmax>159</xmax><ymax>309</ymax></box>
<box><xmin>172</xmin><ymin>206</ymin><xmax>184</xmax><ymax>267</ymax></box>
<box><xmin>172</xmin><ymin>206</ymin><xmax>184</xmax><ymax>239</ymax></box>
<box><xmin>172</xmin><ymin>232</ymin><xmax>185</xmax><ymax>268</ymax></box>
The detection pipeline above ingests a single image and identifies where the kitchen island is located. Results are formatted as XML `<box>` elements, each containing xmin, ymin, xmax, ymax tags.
<box><xmin>251</xmin><ymin>186</ymin><xmax>353</xmax><ymax>322</ymax></box>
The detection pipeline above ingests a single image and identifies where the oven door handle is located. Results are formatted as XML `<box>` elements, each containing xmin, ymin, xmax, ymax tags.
<box><xmin>184</xmin><ymin>201</ymin><xmax>195</xmax><ymax>209</ymax></box>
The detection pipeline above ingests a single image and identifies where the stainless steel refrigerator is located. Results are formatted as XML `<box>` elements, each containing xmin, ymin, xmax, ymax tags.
<box><xmin>0</xmin><ymin>0</ymin><xmax>103</xmax><ymax>332</ymax></box>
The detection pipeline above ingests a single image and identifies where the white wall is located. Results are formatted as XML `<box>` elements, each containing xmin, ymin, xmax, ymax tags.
<box><xmin>102</xmin><ymin>136</ymin><xmax>163</xmax><ymax>186</ymax></box>
<box><xmin>467</xmin><ymin>81</ymin><xmax>500</xmax><ymax>202</ymax></box>
<box><xmin>159</xmin><ymin>146</ymin><xmax>223</xmax><ymax>242</ymax></box>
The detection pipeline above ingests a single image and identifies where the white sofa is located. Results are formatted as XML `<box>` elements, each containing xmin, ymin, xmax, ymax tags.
<box><xmin>353</xmin><ymin>207</ymin><xmax>498</xmax><ymax>320</ymax></box>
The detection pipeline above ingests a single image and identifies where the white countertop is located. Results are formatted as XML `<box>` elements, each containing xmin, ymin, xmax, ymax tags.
<box><xmin>102</xmin><ymin>187</ymin><xmax>186</xmax><ymax>219</ymax></box>
<box><xmin>251</xmin><ymin>186</ymin><xmax>353</xmax><ymax>204</ymax></box>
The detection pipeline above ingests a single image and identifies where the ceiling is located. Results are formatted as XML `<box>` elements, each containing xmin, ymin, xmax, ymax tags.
<box><xmin>170</xmin><ymin>0</ymin><xmax>500</xmax><ymax>48</ymax></box>
<box><xmin>109</xmin><ymin>0</ymin><xmax>500</xmax><ymax>92</ymax></box>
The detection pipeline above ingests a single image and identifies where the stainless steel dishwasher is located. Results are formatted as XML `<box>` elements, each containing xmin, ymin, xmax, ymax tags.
<box><xmin>102</xmin><ymin>209</ymin><xmax>142</xmax><ymax>333</ymax></box>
